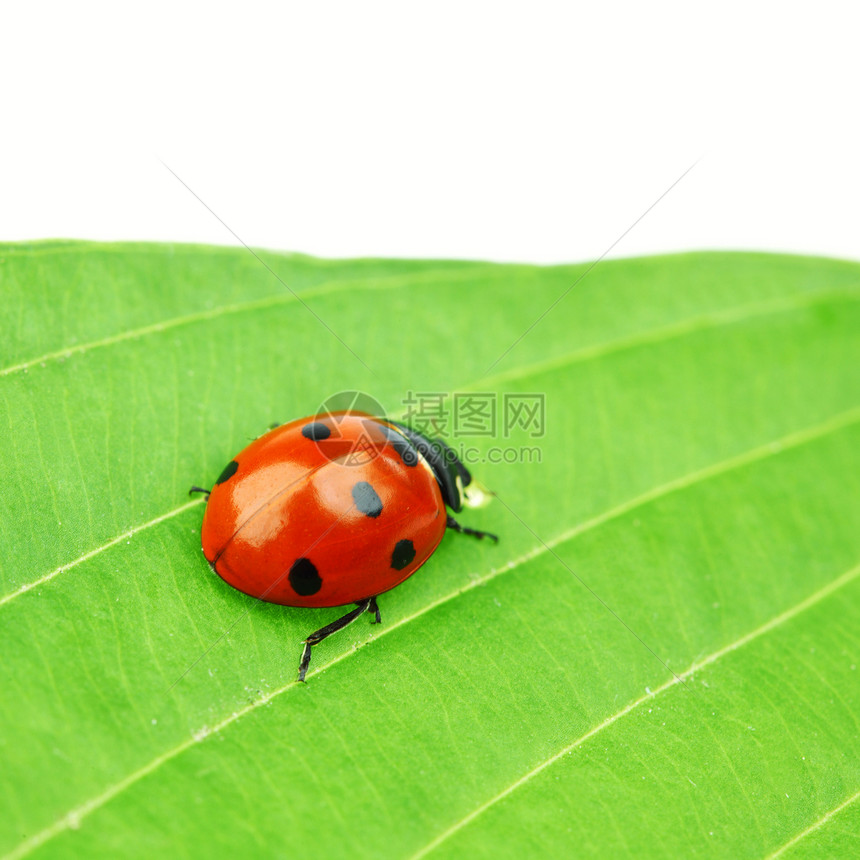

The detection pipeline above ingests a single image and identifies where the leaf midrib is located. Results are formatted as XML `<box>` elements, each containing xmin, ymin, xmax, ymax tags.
<box><xmin>4</xmin><ymin>288</ymin><xmax>856</xmax><ymax>604</ymax></box>
<box><xmin>7</xmin><ymin>403</ymin><xmax>860</xmax><ymax>860</ymax></box>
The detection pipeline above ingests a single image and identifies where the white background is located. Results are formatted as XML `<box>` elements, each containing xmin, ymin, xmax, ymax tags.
<box><xmin>2</xmin><ymin>1</ymin><xmax>858</xmax><ymax>263</ymax></box>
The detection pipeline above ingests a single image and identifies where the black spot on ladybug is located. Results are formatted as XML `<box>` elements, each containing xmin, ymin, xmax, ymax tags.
<box><xmin>216</xmin><ymin>460</ymin><xmax>239</xmax><ymax>485</ymax></box>
<box><xmin>289</xmin><ymin>558</ymin><xmax>322</xmax><ymax>596</ymax></box>
<box><xmin>352</xmin><ymin>481</ymin><xmax>383</xmax><ymax>518</ymax></box>
<box><xmin>379</xmin><ymin>426</ymin><xmax>419</xmax><ymax>467</ymax></box>
<box><xmin>302</xmin><ymin>422</ymin><xmax>331</xmax><ymax>441</ymax></box>
<box><xmin>391</xmin><ymin>539</ymin><xmax>416</xmax><ymax>571</ymax></box>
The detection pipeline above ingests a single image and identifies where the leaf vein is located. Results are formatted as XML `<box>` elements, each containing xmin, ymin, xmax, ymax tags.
<box><xmin>0</xmin><ymin>265</ymin><xmax>494</xmax><ymax>378</ymax></box>
<box><xmin>0</xmin><ymin>499</ymin><xmax>203</xmax><ymax>608</ymax></box>
<box><xmin>409</xmin><ymin>559</ymin><xmax>860</xmax><ymax>859</ymax></box>
<box><xmin>468</xmin><ymin>290</ymin><xmax>860</xmax><ymax>392</ymax></box>
<box><xmin>765</xmin><ymin>787</ymin><xmax>860</xmax><ymax>859</ymax></box>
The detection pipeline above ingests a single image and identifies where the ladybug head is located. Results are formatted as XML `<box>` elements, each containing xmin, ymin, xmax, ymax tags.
<box><xmin>387</xmin><ymin>421</ymin><xmax>476</xmax><ymax>513</ymax></box>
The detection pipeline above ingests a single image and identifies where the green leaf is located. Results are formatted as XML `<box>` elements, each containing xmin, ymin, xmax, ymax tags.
<box><xmin>1</xmin><ymin>241</ymin><xmax>858</xmax><ymax>859</ymax></box>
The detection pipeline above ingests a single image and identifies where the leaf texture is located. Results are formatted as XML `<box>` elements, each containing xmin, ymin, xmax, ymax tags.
<box><xmin>0</xmin><ymin>242</ymin><xmax>858</xmax><ymax>859</ymax></box>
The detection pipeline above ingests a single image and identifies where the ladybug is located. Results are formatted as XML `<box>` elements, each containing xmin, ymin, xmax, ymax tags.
<box><xmin>191</xmin><ymin>411</ymin><xmax>497</xmax><ymax>681</ymax></box>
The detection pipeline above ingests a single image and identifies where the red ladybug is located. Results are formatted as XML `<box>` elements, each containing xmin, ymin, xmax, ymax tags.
<box><xmin>191</xmin><ymin>411</ymin><xmax>497</xmax><ymax>681</ymax></box>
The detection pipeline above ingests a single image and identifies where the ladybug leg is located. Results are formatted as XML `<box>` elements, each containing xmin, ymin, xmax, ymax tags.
<box><xmin>297</xmin><ymin>597</ymin><xmax>374</xmax><ymax>682</ymax></box>
<box><xmin>368</xmin><ymin>596</ymin><xmax>382</xmax><ymax>625</ymax></box>
<box><xmin>189</xmin><ymin>486</ymin><xmax>211</xmax><ymax>499</ymax></box>
<box><xmin>446</xmin><ymin>515</ymin><xmax>499</xmax><ymax>543</ymax></box>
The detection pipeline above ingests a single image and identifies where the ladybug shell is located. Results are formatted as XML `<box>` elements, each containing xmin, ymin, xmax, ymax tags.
<box><xmin>201</xmin><ymin>412</ymin><xmax>447</xmax><ymax>608</ymax></box>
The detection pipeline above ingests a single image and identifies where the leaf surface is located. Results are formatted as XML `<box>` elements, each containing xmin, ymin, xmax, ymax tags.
<box><xmin>1</xmin><ymin>242</ymin><xmax>858</xmax><ymax>859</ymax></box>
